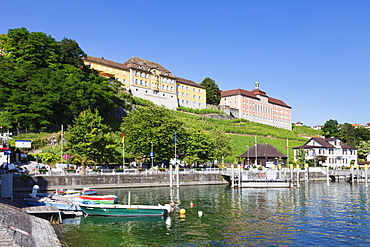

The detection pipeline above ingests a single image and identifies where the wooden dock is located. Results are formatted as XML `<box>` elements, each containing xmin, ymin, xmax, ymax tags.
<box><xmin>25</xmin><ymin>206</ymin><xmax>63</xmax><ymax>223</ymax></box>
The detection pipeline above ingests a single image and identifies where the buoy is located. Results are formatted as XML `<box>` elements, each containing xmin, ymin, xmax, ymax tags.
<box><xmin>198</xmin><ymin>211</ymin><xmax>203</xmax><ymax>217</ymax></box>
<box><xmin>170</xmin><ymin>201</ymin><xmax>175</xmax><ymax>207</ymax></box>
<box><xmin>190</xmin><ymin>202</ymin><xmax>194</xmax><ymax>208</ymax></box>
<box><xmin>179</xmin><ymin>208</ymin><xmax>186</xmax><ymax>214</ymax></box>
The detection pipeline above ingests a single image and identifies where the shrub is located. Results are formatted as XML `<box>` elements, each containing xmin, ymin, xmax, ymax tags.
<box><xmin>92</xmin><ymin>169</ymin><xmax>101</xmax><ymax>172</ymax></box>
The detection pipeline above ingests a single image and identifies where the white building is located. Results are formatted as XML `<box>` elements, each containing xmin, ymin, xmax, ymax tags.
<box><xmin>293</xmin><ymin>137</ymin><xmax>357</xmax><ymax>168</ymax></box>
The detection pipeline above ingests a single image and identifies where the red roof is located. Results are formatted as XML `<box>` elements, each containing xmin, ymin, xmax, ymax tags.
<box><xmin>221</xmin><ymin>88</ymin><xmax>291</xmax><ymax>108</ymax></box>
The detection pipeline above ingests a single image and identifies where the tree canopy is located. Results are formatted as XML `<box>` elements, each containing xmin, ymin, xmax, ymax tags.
<box><xmin>200</xmin><ymin>77</ymin><xmax>221</xmax><ymax>105</ymax></box>
<box><xmin>321</xmin><ymin>119</ymin><xmax>339</xmax><ymax>138</ymax></box>
<box><xmin>64</xmin><ymin>109</ymin><xmax>119</xmax><ymax>165</ymax></box>
<box><xmin>0</xmin><ymin>28</ymin><xmax>127</xmax><ymax>131</ymax></box>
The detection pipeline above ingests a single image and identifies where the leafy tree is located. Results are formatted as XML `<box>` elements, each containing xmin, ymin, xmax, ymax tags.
<box><xmin>338</xmin><ymin>123</ymin><xmax>356</xmax><ymax>147</ymax></box>
<box><xmin>354</xmin><ymin>126</ymin><xmax>370</xmax><ymax>145</ymax></box>
<box><xmin>59</xmin><ymin>38</ymin><xmax>86</xmax><ymax>67</ymax></box>
<box><xmin>200</xmin><ymin>77</ymin><xmax>221</xmax><ymax>105</ymax></box>
<box><xmin>208</xmin><ymin>128</ymin><xmax>235</xmax><ymax>161</ymax></box>
<box><xmin>357</xmin><ymin>140</ymin><xmax>370</xmax><ymax>161</ymax></box>
<box><xmin>295</xmin><ymin>149</ymin><xmax>307</xmax><ymax>165</ymax></box>
<box><xmin>64</xmin><ymin>109</ymin><xmax>119</xmax><ymax>164</ymax></box>
<box><xmin>0</xmin><ymin>28</ymin><xmax>125</xmax><ymax>131</ymax></box>
<box><xmin>183</xmin><ymin>127</ymin><xmax>214</xmax><ymax>165</ymax></box>
<box><xmin>321</xmin><ymin>119</ymin><xmax>339</xmax><ymax>138</ymax></box>
<box><xmin>121</xmin><ymin>105</ymin><xmax>185</xmax><ymax>165</ymax></box>
<box><xmin>0</xmin><ymin>27</ymin><xmax>62</xmax><ymax>69</ymax></box>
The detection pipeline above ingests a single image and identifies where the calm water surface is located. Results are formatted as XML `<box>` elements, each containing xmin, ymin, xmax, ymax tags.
<box><xmin>59</xmin><ymin>182</ymin><xmax>370</xmax><ymax>246</ymax></box>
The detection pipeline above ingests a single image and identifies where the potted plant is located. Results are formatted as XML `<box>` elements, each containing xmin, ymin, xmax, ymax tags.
<box><xmin>138</xmin><ymin>168</ymin><xmax>145</xmax><ymax>172</ymax></box>
<box><xmin>38</xmin><ymin>169</ymin><xmax>48</xmax><ymax>174</ymax></box>
<box><xmin>158</xmin><ymin>168</ymin><xmax>166</xmax><ymax>172</ymax></box>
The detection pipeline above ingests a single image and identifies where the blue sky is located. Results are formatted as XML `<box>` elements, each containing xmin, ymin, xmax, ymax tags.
<box><xmin>1</xmin><ymin>0</ymin><xmax>370</xmax><ymax>127</ymax></box>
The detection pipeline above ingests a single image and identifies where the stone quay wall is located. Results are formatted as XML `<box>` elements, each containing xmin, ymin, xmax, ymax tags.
<box><xmin>0</xmin><ymin>200</ymin><xmax>61</xmax><ymax>247</ymax></box>
<box><xmin>13</xmin><ymin>173</ymin><xmax>228</xmax><ymax>192</ymax></box>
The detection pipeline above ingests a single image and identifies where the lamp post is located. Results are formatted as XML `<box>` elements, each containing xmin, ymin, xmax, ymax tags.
<box><xmin>246</xmin><ymin>146</ymin><xmax>249</xmax><ymax>166</ymax></box>
<box><xmin>150</xmin><ymin>142</ymin><xmax>154</xmax><ymax>168</ymax></box>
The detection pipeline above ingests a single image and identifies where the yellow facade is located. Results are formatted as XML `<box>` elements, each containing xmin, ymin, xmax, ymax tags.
<box><xmin>83</xmin><ymin>56</ymin><xmax>206</xmax><ymax>109</ymax></box>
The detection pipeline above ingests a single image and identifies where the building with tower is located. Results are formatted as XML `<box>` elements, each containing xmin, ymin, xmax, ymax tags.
<box><xmin>220</xmin><ymin>82</ymin><xmax>292</xmax><ymax>130</ymax></box>
<box><xmin>84</xmin><ymin>56</ymin><xmax>206</xmax><ymax>110</ymax></box>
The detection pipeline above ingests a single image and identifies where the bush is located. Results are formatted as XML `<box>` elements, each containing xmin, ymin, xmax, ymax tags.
<box><xmin>66</xmin><ymin>169</ymin><xmax>76</xmax><ymax>172</ymax></box>
<box><xmin>92</xmin><ymin>169</ymin><xmax>101</xmax><ymax>172</ymax></box>
<box><xmin>115</xmin><ymin>168</ymin><xmax>124</xmax><ymax>172</ymax></box>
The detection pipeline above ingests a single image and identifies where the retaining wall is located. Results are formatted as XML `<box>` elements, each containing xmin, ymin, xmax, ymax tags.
<box><xmin>13</xmin><ymin>173</ymin><xmax>228</xmax><ymax>192</ymax></box>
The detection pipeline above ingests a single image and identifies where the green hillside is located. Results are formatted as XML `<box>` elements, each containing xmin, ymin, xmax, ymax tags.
<box><xmin>175</xmin><ymin>111</ymin><xmax>321</xmax><ymax>162</ymax></box>
<box><xmin>11</xmin><ymin>110</ymin><xmax>322</xmax><ymax>164</ymax></box>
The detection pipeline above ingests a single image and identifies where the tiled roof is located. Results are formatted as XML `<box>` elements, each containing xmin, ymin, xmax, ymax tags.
<box><xmin>221</xmin><ymin>88</ymin><xmax>258</xmax><ymax>99</ymax></box>
<box><xmin>175</xmin><ymin>77</ymin><xmax>205</xmax><ymax>89</ymax></box>
<box><xmin>122</xmin><ymin>57</ymin><xmax>174</xmax><ymax>77</ymax></box>
<box><xmin>293</xmin><ymin>137</ymin><xmax>357</xmax><ymax>149</ymax></box>
<box><xmin>221</xmin><ymin>88</ymin><xmax>291</xmax><ymax>108</ymax></box>
<box><xmin>239</xmin><ymin>143</ymin><xmax>287</xmax><ymax>158</ymax></box>
<box><xmin>84</xmin><ymin>56</ymin><xmax>128</xmax><ymax>70</ymax></box>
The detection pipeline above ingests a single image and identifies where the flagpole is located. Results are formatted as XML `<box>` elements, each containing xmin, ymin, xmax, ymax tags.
<box><xmin>254</xmin><ymin>136</ymin><xmax>257</xmax><ymax>166</ymax></box>
<box><xmin>61</xmin><ymin>124</ymin><xmax>64</xmax><ymax>165</ymax></box>
<box><xmin>122</xmin><ymin>133</ymin><xmax>125</xmax><ymax>167</ymax></box>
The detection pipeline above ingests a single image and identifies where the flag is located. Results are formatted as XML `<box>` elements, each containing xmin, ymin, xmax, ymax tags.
<box><xmin>174</xmin><ymin>133</ymin><xmax>178</xmax><ymax>144</ymax></box>
<box><xmin>122</xmin><ymin>133</ymin><xmax>125</xmax><ymax>143</ymax></box>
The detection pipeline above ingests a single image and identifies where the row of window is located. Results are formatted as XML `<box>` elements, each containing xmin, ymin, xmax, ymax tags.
<box><xmin>177</xmin><ymin>84</ymin><xmax>202</xmax><ymax>93</ymax></box>
<box><xmin>310</xmin><ymin>149</ymin><xmax>356</xmax><ymax>155</ymax></box>
<box><xmin>180</xmin><ymin>100</ymin><xmax>202</xmax><ymax>107</ymax></box>
<box><xmin>177</xmin><ymin>92</ymin><xmax>202</xmax><ymax>100</ymax></box>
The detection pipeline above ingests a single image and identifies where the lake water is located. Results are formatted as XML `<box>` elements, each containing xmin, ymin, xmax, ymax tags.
<box><xmin>59</xmin><ymin>182</ymin><xmax>370</xmax><ymax>246</ymax></box>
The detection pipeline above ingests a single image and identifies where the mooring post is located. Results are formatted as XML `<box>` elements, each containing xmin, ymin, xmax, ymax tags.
<box><xmin>290</xmin><ymin>164</ymin><xmax>293</xmax><ymax>187</ymax></box>
<box><xmin>296</xmin><ymin>164</ymin><xmax>300</xmax><ymax>188</ymax></box>
<box><xmin>326</xmin><ymin>166</ymin><xmax>330</xmax><ymax>186</ymax></box>
<box><xmin>176</xmin><ymin>164</ymin><xmax>180</xmax><ymax>188</ymax></box>
<box><xmin>304</xmin><ymin>163</ymin><xmax>309</xmax><ymax>183</ymax></box>
<box><xmin>231</xmin><ymin>164</ymin><xmax>235</xmax><ymax>188</ymax></box>
<box><xmin>170</xmin><ymin>165</ymin><xmax>173</xmax><ymax>188</ymax></box>
<box><xmin>365</xmin><ymin>164</ymin><xmax>368</xmax><ymax>188</ymax></box>
<box><xmin>238</xmin><ymin>164</ymin><xmax>242</xmax><ymax>188</ymax></box>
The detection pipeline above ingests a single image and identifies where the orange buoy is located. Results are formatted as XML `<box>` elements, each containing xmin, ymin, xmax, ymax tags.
<box><xmin>190</xmin><ymin>202</ymin><xmax>194</xmax><ymax>208</ymax></box>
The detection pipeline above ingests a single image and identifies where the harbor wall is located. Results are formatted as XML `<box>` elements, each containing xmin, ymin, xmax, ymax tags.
<box><xmin>13</xmin><ymin>173</ymin><xmax>228</xmax><ymax>192</ymax></box>
<box><xmin>0</xmin><ymin>200</ymin><xmax>61</xmax><ymax>247</ymax></box>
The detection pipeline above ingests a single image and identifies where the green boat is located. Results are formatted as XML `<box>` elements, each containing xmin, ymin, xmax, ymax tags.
<box><xmin>80</xmin><ymin>203</ymin><xmax>172</xmax><ymax>217</ymax></box>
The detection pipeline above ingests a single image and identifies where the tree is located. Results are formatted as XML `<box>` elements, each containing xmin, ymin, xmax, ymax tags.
<box><xmin>338</xmin><ymin>123</ymin><xmax>356</xmax><ymax>147</ymax></box>
<box><xmin>321</xmin><ymin>119</ymin><xmax>339</xmax><ymax>138</ymax></box>
<box><xmin>0</xmin><ymin>28</ymin><xmax>125</xmax><ymax>131</ymax></box>
<box><xmin>357</xmin><ymin>140</ymin><xmax>370</xmax><ymax>161</ymax></box>
<box><xmin>64</xmin><ymin>109</ymin><xmax>119</xmax><ymax>164</ymax></box>
<box><xmin>121</xmin><ymin>105</ymin><xmax>185</xmax><ymax>165</ymax></box>
<box><xmin>200</xmin><ymin>77</ymin><xmax>221</xmax><ymax>105</ymax></box>
<box><xmin>59</xmin><ymin>38</ymin><xmax>86</xmax><ymax>67</ymax></box>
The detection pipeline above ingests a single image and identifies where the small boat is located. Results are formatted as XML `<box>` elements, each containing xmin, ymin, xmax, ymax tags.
<box><xmin>81</xmin><ymin>188</ymin><xmax>97</xmax><ymax>195</ymax></box>
<box><xmin>80</xmin><ymin>203</ymin><xmax>172</xmax><ymax>217</ymax></box>
<box><xmin>74</xmin><ymin>195</ymin><xmax>118</xmax><ymax>204</ymax></box>
<box><xmin>24</xmin><ymin>196</ymin><xmax>83</xmax><ymax>211</ymax></box>
<box><xmin>54</xmin><ymin>189</ymin><xmax>81</xmax><ymax>197</ymax></box>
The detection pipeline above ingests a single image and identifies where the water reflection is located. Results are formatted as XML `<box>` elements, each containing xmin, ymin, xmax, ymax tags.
<box><xmin>61</xmin><ymin>182</ymin><xmax>370</xmax><ymax>246</ymax></box>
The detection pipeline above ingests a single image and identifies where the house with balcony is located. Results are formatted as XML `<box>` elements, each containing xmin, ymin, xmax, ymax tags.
<box><xmin>293</xmin><ymin>137</ymin><xmax>357</xmax><ymax>168</ymax></box>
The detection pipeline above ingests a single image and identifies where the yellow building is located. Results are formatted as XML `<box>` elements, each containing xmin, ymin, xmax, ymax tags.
<box><xmin>83</xmin><ymin>56</ymin><xmax>206</xmax><ymax>110</ymax></box>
